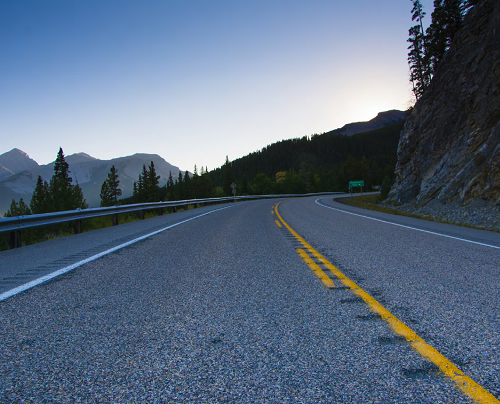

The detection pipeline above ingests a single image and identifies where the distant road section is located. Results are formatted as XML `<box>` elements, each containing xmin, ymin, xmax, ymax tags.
<box><xmin>1</xmin><ymin>196</ymin><xmax>498</xmax><ymax>402</ymax></box>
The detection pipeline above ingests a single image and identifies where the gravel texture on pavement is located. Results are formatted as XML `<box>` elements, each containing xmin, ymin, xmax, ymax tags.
<box><xmin>1</xmin><ymin>197</ymin><xmax>497</xmax><ymax>403</ymax></box>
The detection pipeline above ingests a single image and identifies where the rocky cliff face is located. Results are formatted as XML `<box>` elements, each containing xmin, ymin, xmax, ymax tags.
<box><xmin>388</xmin><ymin>0</ymin><xmax>500</xmax><ymax>207</ymax></box>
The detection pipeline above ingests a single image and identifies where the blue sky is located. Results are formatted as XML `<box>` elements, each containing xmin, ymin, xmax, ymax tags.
<box><xmin>0</xmin><ymin>0</ymin><xmax>434</xmax><ymax>172</ymax></box>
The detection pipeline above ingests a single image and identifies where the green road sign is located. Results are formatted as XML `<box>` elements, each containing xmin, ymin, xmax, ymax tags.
<box><xmin>349</xmin><ymin>180</ymin><xmax>364</xmax><ymax>187</ymax></box>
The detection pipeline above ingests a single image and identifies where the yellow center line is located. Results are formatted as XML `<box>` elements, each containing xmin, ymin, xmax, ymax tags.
<box><xmin>275</xmin><ymin>201</ymin><xmax>499</xmax><ymax>404</ymax></box>
<box><xmin>275</xmin><ymin>219</ymin><xmax>282</xmax><ymax>228</ymax></box>
<box><xmin>296</xmin><ymin>248</ymin><xmax>335</xmax><ymax>289</ymax></box>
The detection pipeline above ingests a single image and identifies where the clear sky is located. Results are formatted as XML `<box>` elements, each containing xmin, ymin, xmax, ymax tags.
<box><xmin>0</xmin><ymin>0</ymin><xmax>434</xmax><ymax>172</ymax></box>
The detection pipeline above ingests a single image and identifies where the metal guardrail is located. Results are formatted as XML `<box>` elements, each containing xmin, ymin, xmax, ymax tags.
<box><xmin>0</xmin><ymin>192</ymin><xmax>342</xmax><ymax>237</ymax></box>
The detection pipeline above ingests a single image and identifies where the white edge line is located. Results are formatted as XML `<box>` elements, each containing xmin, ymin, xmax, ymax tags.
<box><xmin>315</xmin><ymin>198</ymin><xmax>500</xmax><ymax>250</ymax></box>
<box><xmin>0</xmin><ymin>205</ymin><xmax>235</xmax><ymax>302</ymax></box>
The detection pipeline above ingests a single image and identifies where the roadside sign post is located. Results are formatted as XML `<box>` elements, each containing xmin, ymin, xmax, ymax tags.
<box><xmin>348</xmin><ymin>180</ymin><xmax>364</xmax><ymax>196</ymax></box>
<box><xmin>230</xmin><ymin>182</ymin><xmax>237</xmax><ymax>197</ymax></box>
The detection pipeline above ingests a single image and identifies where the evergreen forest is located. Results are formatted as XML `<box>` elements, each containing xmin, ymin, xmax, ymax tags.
<box><xmin>209</xmin><ymin>122</ymin><xmax>404</xmax><ymax>196</ymax></box>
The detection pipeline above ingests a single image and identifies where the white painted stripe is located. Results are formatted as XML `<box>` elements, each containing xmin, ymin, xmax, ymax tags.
<box><xmin>315</xmin><ymin>198</ymin><xmax>500</xmax><ymax>250</ymax></box>
<box><xmin>0</xmin><ymin>205</ymin><xmax>235</xmax><ymax>302</ymax></box>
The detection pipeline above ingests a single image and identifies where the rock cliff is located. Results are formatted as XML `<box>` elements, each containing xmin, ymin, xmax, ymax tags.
<box><xmin>388</xmin><ymin>0</ymin><xmax>500</xmax><ymax>208</ymax></box>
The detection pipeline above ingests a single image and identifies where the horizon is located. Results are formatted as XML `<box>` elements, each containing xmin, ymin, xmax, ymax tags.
<box><xmin>1</xmin><ymin>108</ymin><xmax>406</xmax><ymax>168</ymax></box>
<box><xmin>0</xmin><ymin>0</ymin><xmax>434</xmax><ymax>171</ymax></box>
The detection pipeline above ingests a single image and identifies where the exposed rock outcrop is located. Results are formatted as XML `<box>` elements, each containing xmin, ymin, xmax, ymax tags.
<box><xmin>388</xmin><ymin>0</ymin><xmax>500</xmax><ymax>209</ymax></box>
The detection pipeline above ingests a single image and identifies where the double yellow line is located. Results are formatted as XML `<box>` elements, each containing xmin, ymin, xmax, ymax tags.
<box><xmin>274</xmin><ymin>201</ymin><xmax>499</xmax><ymax>404</ymax></box>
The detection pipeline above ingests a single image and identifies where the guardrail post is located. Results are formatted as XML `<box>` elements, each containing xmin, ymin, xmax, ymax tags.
<box><xmin>74</xmin><ymin>220</ymin><xmax>82</xmax><ymax>234</ymax></box>
<box><xmin>139</xmin><ymin>210</ymin><xmax>144</xmax><ymax>220</ymax></box>
<box><xmin>173</xmin><ymin>206</ymin><xmax>177</xmax><ymax>213</ymax></box>
<box><xmin>157</xmin><ymin>208</ymin><xmax>163</xmax><ymax>216</ymax></box>
<box><xmin>10</xmin><ymin>230</ymin><xmax>21</xmax><ymax>249</ymax></box>
<box><xmin>112</xmin><ymin>214</ymin><xmax>119</xmax><ymax>226</ymax></box>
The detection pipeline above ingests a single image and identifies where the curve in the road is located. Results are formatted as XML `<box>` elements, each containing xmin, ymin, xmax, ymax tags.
<box><xmin>275</xmin><ymin>200</ymin><xmax>500</xmax><ymax>404</ymax></box>
<box><xmin>315</xmin><ymin>198</ymin><xmax>500</xmax><ymax>250</ymax></box>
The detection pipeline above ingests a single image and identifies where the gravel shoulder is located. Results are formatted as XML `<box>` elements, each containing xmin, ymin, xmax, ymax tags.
<box><xmin>338</xmin><ymin>193</ymin><xmax>500</xmax><ymax>232</ymax></box>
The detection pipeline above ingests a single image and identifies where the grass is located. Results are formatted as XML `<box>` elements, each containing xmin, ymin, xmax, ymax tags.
<box><xmin>0</xmin><ymin>205</ymin><xmax>199</xmax><ymax>251</ymax></box>
<box><xmin>337</xmin><ymin>194</ymin><xmax>499</xmax><ymax>232</ymax></box>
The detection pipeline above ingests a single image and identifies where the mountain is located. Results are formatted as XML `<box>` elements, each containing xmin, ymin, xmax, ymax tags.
<box><xmin>324</xmin><ymin>110</ymin><xmax>409</xmax><ymax>137</ymax></box>
<box><xmin>388</xmin><ymin>0</ymin><xmax>500</xmax><ymax>206</ymax></box>
<box><xmin>0</xmin><ymin>148</ymin><xmax>39</xmax><ymax>182</ymax></box>
<box><xmin>0</xmin><ymin>108</ymin><xmax>408</xmax><ymax>215</ymax></box>
<box><xmin>0</xmin><ymin>151</ymin><xmax>183</xmax><ymax>215</ymax></box>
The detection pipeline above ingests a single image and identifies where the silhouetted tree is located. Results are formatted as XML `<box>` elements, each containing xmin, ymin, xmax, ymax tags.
<box><xmin>30</xmin><ymin>175</ymin><xmax>51</xmax><ymax>214</ymax></box>
<box><xmin>176</xmin><ymin>171</ymin><xmax>184</xmax><ymax>200</ymax></box>
<box><xmin>222</xmin><ymin>156</ymin><xmax>236</xmax><ymax>196</ymax></box>
<box><xmin>100</xmin><ymin>165</ymin><xmax>122</xmax><ymax>207</ymax></box>
<box><xmin>147</xmin><ymin>162</ymin><xmax>161</xmax><ymax>202</ymax></box>
<box><xmin>425</xmin><ymin>0</ymin><xmax>472</xmax><ymax>75</ymax></box>
<box><xmin>166</xmin><ymin>171</ymin><xmax>175</xmax><ymax>201</ymax></box>
<box><xmin>408</xmin><ymin>0</ymin><xmax>431</xmax><ymax>100</ymax></box>
<box><xmin>4</xmin><ymin>198</ymin><xmax>31</xmax><ymax>217</ymax></box>
<box><xmin>134</xmin><ymin>162</ymin><xmax>160</xmax><ymax>203</ymax></box>
<box><xmin>184</xmin><ymin>171</ymin><xmax>192</xmax><ymax>199</ymax></box>
<box><xmin>48</xmin><ymin>147</ymin><xmax>87</xmax><ymax>211</ymax></box>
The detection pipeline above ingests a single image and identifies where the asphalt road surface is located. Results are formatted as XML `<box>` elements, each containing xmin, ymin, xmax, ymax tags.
<box><xmin>1</xmin><ymin>196</ymin><xmax>499</xmax><ymax>403</ymax></box>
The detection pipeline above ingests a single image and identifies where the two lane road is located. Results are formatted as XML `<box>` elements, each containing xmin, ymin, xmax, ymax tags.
<box><xmin>1</xmin><ymin>196</ymin><xmax>499</xmax><ymax>403</ymax></box>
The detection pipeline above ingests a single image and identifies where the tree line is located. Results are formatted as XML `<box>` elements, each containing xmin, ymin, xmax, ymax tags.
<box><xmin>209</xmin><ymin>122</ymin><xmax>404</xmax><ymax>197</ymax></box>
<box><xmin>118</xmin><ymin>164</ymin><xmax>217</xmax><ymax>205</ymax></box>
<box><xmin>408</xmin><ymin>0</ymin><xmax>476</xmax><ymax>100</ymax></box>
<box><xmin>5</xmin><ymin>147</ymin><xmax>88</xmax><ymax>217</ymax></box>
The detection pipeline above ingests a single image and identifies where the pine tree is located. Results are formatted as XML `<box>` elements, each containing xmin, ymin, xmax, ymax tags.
<box><xmin>408</xmin><ymin>0</ymin><xmax>431</xmax><ymax>100</ymax></box>
<box><xmin>199</xmin><ymin>171</ymin><xmax>214</xmax><ymax>198</ymax></box>
<box><xmin>30</xmin><ymin>175</ymin><xmax>51</xmax><ymax>214</ymax></box>
<box><xmin>134</xmin><ymin>164</ymin><xmax>148</xmax><ymax>203</ymax></box>
<box><xmin>146</xmin><ymin>161</ymin><xmax>161</xmax><ymax>202</ymax></box>
<box><xmin>166</xmin><ymin>171</ymin><xmax>175</xmax><ymax>201</ymax></box>
<box><xmin>184</xmin><ymin>170</ymin><xmax>192</xmax><ymax>199</ymax></box>
<box><xmin>222</xmin><ymin>156</ymin><xmax>236</xmax><ymax>196</ymax></box>
<box><xmin>177</xmin><ymin>171</ymin><xmax>184</xmax><ymax>200</ymax></box>
<box><xmin>100</xmin><ymin>180</ymin><xmax>111</xmax><ymax>207</ymax></box>
<box><xmin>133</xmin><ymin>181</ymin><xmax>138</xmax><ymax>201</ymax></box>
<box><xmin>4</xmin><ymin>198</ymin><xmax>31</xmax><ymax>217</ymax></box>
<box><xmin>107</xmin><ymin>165</ymin><xmax>122</xmax><ymax>204</ymax></box>
<box><xmin>425</xmin><ymin>0</ymin><xmax>474</xmax><ymax>75</ymax></box>
<box><xmin>48</xmin><ymin>147</ymin><xmax>87</xmax><ymax>211</ymax></box>
<box><xmin>100</xmin><ymin>165</ymin><xmax>122</xmax><ymax>207</ymax></box>
<box><xmin>49</xmin><ymin>147</ymin><xmax>72</xmax><ymax>211</ymax></box>
<box><xmin>72</xmin><ymin>184</ymin><xmax>88</xmax><ymax>210</ymax></box>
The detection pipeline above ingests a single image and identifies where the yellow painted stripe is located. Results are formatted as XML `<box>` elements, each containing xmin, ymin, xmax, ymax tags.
<box><xmin>275</xmin><ymin>202</ymin><xmax>499</xmax><ymax>404</ymax></box>
<box><xmin>271</xmin><ymin>210</ymin><xmax>275</xmax><ymax>215</ymax></box>
<box><xmin>297</xmin><ymin>248</ymin><xmax>335</xmax><ymax>289</ymax></box>
<box><xmin>275</xmin><ymin>219</ymin><xmax>282</xmax><ymax>228</ymax></box>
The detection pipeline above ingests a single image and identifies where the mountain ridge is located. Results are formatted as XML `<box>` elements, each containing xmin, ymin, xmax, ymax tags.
<box><xmin>324</xmin><ymin>110</ymin><xmax>409</xmax><ymax>137</ymax></box>
<box><xmin>0</xmin><ymin>109</ymin><xmax>408</xmax><ymax>215</ymax></box>
<box><xmin>0</xmin><ymin>152</ymin><xmax>183</xmax><ymax>215</ymax></box>
<box><xmin>0</xmin><ymin>148</ymin><xmax>39</xmax><ymax>182</ymax></box>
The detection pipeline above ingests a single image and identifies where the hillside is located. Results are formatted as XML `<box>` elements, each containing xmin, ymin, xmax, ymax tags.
<box><xmin>324</xmin><ymin>110</ymin><xmax>409</xmax><ymax>137</ymax></box>
<box><xmin>388</xmin><ymin>0</ymin><xmax>499</xmax><ymax>213</ymax></box>
<box><xmin>210</xmin><ymin>121</ymin><xmax>405</xmax><ymax>193</ymax></box>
